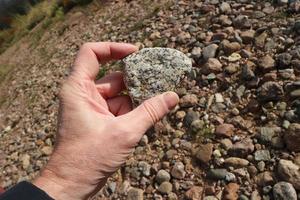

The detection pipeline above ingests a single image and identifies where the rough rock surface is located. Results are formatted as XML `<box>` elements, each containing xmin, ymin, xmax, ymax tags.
<box><xmin>123</xmin><ymin>48</ymin><xmax>192</xmax><ymax>105</ymax></box>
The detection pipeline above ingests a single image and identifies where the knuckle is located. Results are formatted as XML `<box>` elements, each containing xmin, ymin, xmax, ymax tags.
<box><xmin>143</xmin><ymin>100</ymin><xmax>159</xmax><ymax>124</ymax></box>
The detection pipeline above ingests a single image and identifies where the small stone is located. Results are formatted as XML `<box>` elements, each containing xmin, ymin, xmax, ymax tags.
<box><xmin>284</xmin><ymin>123</ymin><xmax>300</xmax><ymax>152</ymax></box>
<box><xmin>251</xmin><ymin>190</ymin><xmax>262</xmax><ymax>200</ymax></box>
<box><xmin>222</xmin><ymin>183</ymin><xmax>239</xmax><ymax>200</ymax></box>
<box><xmin>194</xmin><ymin>143</ymin><xmax>213</xmax><ymax>163</ymax></box>
<box><xmin>120</xmin><ymin>181</ymin><xmax>131</xmax><ymax>195</ymax></box>
<box><xmin>108</xmin><ymin>182</ymin><xmax>117</xmax><ymax>193</ymax></box>
<box><xmin>123</xmin><ymin>48</ymin><xmax>192</xmax><ymax>105</ymax></box>
<box><xmin>254</xmin><ymin>150</ymin><xmax>271</xmax><ymax>161</ymax></box>
<box><xmin>228</xmin><ymin>53</ymin><xmax>241</xmax><ymax>62</ymax></box>
<box><xmin>180</xmin><ymin>94</ymin><xmax>198</xmax><ymax>107</ymax></box>
<box><xmin>21</xmin><ymin>154</ymin><xmax>30</xmax><ymax>169</ymax></box>
<box><xmin>241</xmin><ymin>49</ymin><xmax>253</xmax><ymax>58</ymax></box>
<box><xmin>241</xmin><ymin>30</ymin><xmax>255</xmax><ymax>44</ymax></box>
<box><xmin>207</xmin><ymin>168</ymin><xmax>229</xmax><ymax>180</ymax></box>
<box><xmin>213</xmin><ymin>149</ymin><xmax>222</xmax><ymax>158</ymax></box>
<box><xmin>191</xmin><ymin>47</ymin><xmax>202</xmax><ymax>59</ymax></box>
<box><xmin>239</xmin><ymin>195</ymin><xmax>249</xmax><ymax>200</ymax></box>
<box><xmin>257</xmin><ymin>161</ymin><xmax>266</xmax><ymax>172</ymax></box>
<box><xmin>258</xmin><ymin>55</ymin><xmax>275</xmax><ymax>72</ymax></box>
<box><xmin>224</xmin><ymin>157</ymin><xmax>249</xmax><ymax>167</ymax></box>
<box><xmin>256</xmin><ymin>127</ymin><xmax>278</xmax><ymax>144</ymax></box>
<box><xmin>185</xmin><ymin>186</ymin><xmax>203</xmax><ymax>200</ymax></box>
<box><xmin>168</xmin><ymin>192</ymin><xmax>178</xmax><ymax>200</ymax></box>
<box><xmin>171</xmin><ymin>162</ymin><xmax>186</xmax><ymax>179</ymax></box>
<box><xmin>225</xmin><ymin>172</ymin><xmax>236</xmax><ymax>182</ymax></box>
<box><xmin>229</xmin><ymin>138</ymin><xmax>254</xmax><ymax>156</ymax></box>
<box><xmin>202</xmin><ymin>58</ymin><xmax>223</xmax><ymax>75</ymax></box>
<box><xmin>233</xmin><ymin>15</ymin><xmax>251</xmax><ymax>29</ymax></box>
<box><xmin>215</xmin><ymin>124</ymin><xmax>234</xmax><ymax>137</ymax></box>
<box><xmin>290</xmin><ymin>89</ymin><xmax>300</xmax><ymax>98</ymax></box>
<box><xmin>257</xmin><ymin>81</ymin><xmax>283</xmax><ymax>102</ymax></box>
<box><xmin>219</xmin><ymin>2</ymin><xmax>231</xmax><ymax>13</ymax></box>
<box><xmin>263</xmin><ymin>185</ymin><xmax>272</xmax><ymax>194</ymax></box>
<box><xmin>277</xmin><ymin>159</ymin><xmax>300</xmax><ymax>190</ymax></box>
<box><xmin>183</xmin><ymin>111</ymin><xmax>200</xmax><ymax>127</ymax></box>
<box><xmin>215</xmin><ymin>93</ymin><xmax>224</xmax><ymax>103</ymax></box>
<box><xmin>277</xmin><ymin>53</ymin><xmax>292</xmax><ymax>68</ymax></box>
<box><xmin>140</xmin><ymin>135</ymin><xmax>148</xmax><ymax>146</ymax></box>
<box><xmin>220</xmin><ymin>139</ymin><xmax>233</xmax><ymax>150</ymax></box>
<box><xmin>255</xmin><ymin>32</ymin><xmax>268</xmax><ymax>48</ymax></box>
<box><xmin>158</xmin><ymin>182</ymin><xmax>173</xmax><ymax>194</ymax></box>
<box><xmin>138</xmin><ymin>161</ymin><xmax>151</xmax><ymax>176</ymax></box>
<box><xmin>278</xmin><ymin>0</ymin><xmax>288</xmax><ymax>5</ymax></box>
<box><xmin>273</xmin><ymin>182</ymin><xmax>297</xmax><ymax>200</ymax></box>
<box><xmin>256</xmin><ymin>171</ymin><xmax>274</xmax><ymax>186</ymax></box>
<box><xmin>222</xmin><ymin>41</ymin><xmax>241</xmax><ymax>55</ymax></box>
<box><xmin>203</xmin><ymin>196</ymin><xmax>218</xmax><ymax>200</ymax></box>
<box><xmin>202</xmin><ymin>44</ymin><xmax>219</xmax><ymax>60</ymax></box>
<box><xmin>156</xmin><ymin>170</ymin><xmax>171</xmax><ymax>184</ymax></box>
<box><xmin>127</xmin><ymin>188</ymin><xmax>144</xmax><ymax>200</ymax></box>
<box><xmin>191</xmin><ymin>120</ymin><xmax>205</xmax><ymax>132</ymax></box>
<box><xmin>41</xmin><ymin>146</ymin><xmax>53</xmax><ymax>156</ymax></box>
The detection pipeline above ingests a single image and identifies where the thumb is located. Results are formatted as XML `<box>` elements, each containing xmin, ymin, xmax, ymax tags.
<box><xmin>122</xmin><ymin>91</ymin><xmax>179</xmax><ymax>133</ymax></box>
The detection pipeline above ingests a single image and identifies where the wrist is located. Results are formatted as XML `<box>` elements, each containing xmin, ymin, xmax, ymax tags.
<box><xmin>33</xmin><ymin>168</ymin><xmax>80</xmax><ymax>200</ymax></box>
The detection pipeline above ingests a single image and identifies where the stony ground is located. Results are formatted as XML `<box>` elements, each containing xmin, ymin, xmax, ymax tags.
<box><xmin>0</xmin><ymin>0</ymin><xmax>300</xmax><ymax>199</ymax></box>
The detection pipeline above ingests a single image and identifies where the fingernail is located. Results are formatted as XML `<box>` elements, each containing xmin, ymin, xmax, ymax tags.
<box><xmin>163</xmin><ymin>91</ymin><xmax>179</xmax><ymax>110</ymax></box>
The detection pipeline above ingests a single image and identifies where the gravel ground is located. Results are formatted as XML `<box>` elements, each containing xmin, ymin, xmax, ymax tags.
<box><xmin>0</xmin><ymin>0</ymin><xmax>300</xmax><ymax>199</ymax></box>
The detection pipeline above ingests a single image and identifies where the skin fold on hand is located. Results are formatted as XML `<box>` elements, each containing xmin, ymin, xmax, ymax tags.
<box><xmin>33</xmin><ymin>42</ymin><xmax>179</xmax><ymax>200</ymax></box>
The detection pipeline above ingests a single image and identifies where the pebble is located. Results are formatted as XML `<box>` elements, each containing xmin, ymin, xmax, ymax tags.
<box><xmin>254</xmin><ymin>150</ymin><xmax>271</xmax><ymax>161</ymax></box>
<box><xmin>215</xmin><ymin>93</ymin><xmax>224</xmax><ymax>103</ymax></box>
<box><xmin>219</xmin><ymin>2</ymin><xmax>231</xmax><ymax>13</ymax></box>
<box><xmin>273</xmin><ymin>182</ymin><xmax>297</xmax><ymax>200</ymax></box>
<box><xmin>258</xmin><ymin>55</ymin><xmax>275</xmax><ymax>72</ymax></box>
<box><xmin>202</xmin><ymin>44</ymin><xmax>219</xmax><ymax>60</ymax></box>
<box><xmin>207</xmin><ymin>168</ymin><xmax>229</xmax><ymax>180</ymax></box>
<box><xmin>215</xmin><ymin>123</ymin><xmax>234</xmax><ymax>137</ymax></box>
<box><xmin>185</xmin><ymin>186</ymin><xmax>203</xmax><ymax>200</ymax></box>
<box><xmin>158</xmin><ymin>182</ymin><xmax>173</xmax><ymax>194</ymax></box>
<box><xmin>183</xmin><ymin>111</ymin><xmax>200</xmax><ymax>127</ymax></box>
<box><xmin>180</xmin><ymin>94</ymin><xmax>198</xmax><ymax>108</ymax></box>
<box><xmin>256</xmin><ymin>171</ymin><xmax>274</xmax><ymax>186</ymax></box>
<box><xmin>222</xmin><ymin>183</ymin><xmax>239</xmax><ymax>200</ymax></box>
<box><xmin>127</xmin><ymin>188</ymin><xmax>144</xmax><ymax>200</ymax></box>
<box><xmin>171</xmin><ymin>162</ymin><xmax>186</xmax><ymax>179</ymax></box>
<box><xmin>257</xmin><ymin>82</ymin><xmax>284</xmax><ymax>102</ymax></box>
<box><xmin>224</xmin><ymin>157</ymin><xmax>249</xmax><ymax>167</ymax></box>
<box><xmin>229</xmin><ymin>138</ymin><xmax>255</xmax><ymax>156</ymax></box>
<box><xmin>202</xmin><ymin>58</ymin><xmax>223</xmax><ymax>75</ymax></box>
<box><xmin>241</xmin><ymin>30</ymin><xmax>255</xmax><ymax>44</ymax></box>
<box><xmin>138</xmin><ymin>161</ymin><xmax>151</xmax><ymax>176</ymax></box>
<box><xmin>284</xmin><ymin>123</ymin><xmax>300</xmax><ymax>152</ymax></box>
<box><xmin>21</xmin><ymin>154</ymin><xmax>30</xmax><ymax>169</ymax></box>
<box><xmin>194</xmin><ymin>143</ymin><xmax>213</xmax><ymax>163</ymax></box>
<box><xmin>277</xmin><ymin>159</ymin><xmax>300</xmax><ymax>190</ymax></box>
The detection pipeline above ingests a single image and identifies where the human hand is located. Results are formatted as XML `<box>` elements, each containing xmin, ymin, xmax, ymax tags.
<box><xmin>33</xmin><ymin>42</ymin><xmax>179</xmax><ymax>200</ymax></box>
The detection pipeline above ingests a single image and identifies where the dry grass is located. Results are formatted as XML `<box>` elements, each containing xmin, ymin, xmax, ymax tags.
<box><xmin>0</xmin><ymin>0</ymin><xmax>96</xmax><ymax>53</ymax></box>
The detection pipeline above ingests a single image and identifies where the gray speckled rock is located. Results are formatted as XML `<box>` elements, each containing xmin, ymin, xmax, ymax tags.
<box><xmin>273</xmin><ymin>182</ymin><xmax>297</xmax><ymax>200</ymax></box>
<box><xmin>123</xmin><ymin>48</ymin><xmax>192</xmax><ymax>105</ymax></box>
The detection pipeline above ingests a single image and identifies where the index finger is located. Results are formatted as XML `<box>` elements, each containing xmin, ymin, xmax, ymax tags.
<box><xmin>72</xmin><ymin>42</ymin><xmax>138</xmax><ymax>80</ymax></box>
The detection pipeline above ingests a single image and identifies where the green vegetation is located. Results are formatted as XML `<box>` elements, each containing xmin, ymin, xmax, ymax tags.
<box><xmin>0</xmin><ymin>0</ymin><xmax>94</xmax><ymax>53</ymax></box>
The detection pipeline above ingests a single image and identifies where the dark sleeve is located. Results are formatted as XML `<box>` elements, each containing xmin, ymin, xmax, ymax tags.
<box><xmin>0</xmin><ymin>181</ymin><xmax>54</xmax><ymax>200</ymax></box>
